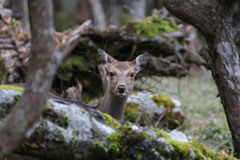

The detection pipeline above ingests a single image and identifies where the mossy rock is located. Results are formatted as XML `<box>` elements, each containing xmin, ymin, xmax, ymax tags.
<box><xmin>103</xmin><ymin>113</ymin><xmax>121</xmax><ymax>130</ymax></box>
<box><xmin>93</xmin><ymin>121</ymin><xmax>236</xmax><ymax>160</ymax></box>
<box><xmin>152</xmin><ymin>94</ymin><xmax>184</xmax><ymax>129</ymax></box>
<box><xmin>0</xmin><ymin>87</ymin><xmax>237</xmax><ymax>160</ymax></box>
<box><xmin>0</xmin><ymin>85</ymin><xmax>24</xmax><ymax>92</ymax></box>
<box><xmin>125</xmin><ymin>92</ymin><xmax>184</xmax><ymax>130</ymax></box>
<box><xmin>93</xmin><ymin>123</ymin><xmax>154</xmax><ymax>160</ymax></box>
<box><xmin>125</xmin><ymin>13</ymin><xmax>180</xmax><ymax>38</ymax></box>
<box><xmin>0</xmin><ymin>85</ymin><xmax>24</xmax><ymax>119</ymax></box>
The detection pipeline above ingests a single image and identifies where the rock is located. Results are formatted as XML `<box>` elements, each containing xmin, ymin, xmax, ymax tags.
<box><xmin>0</xmin><ymin>86</ymin><xmax>237</xmax><ymax>160</ymax></box>
<box><xmin>125</xmin><ymin>91</ymin><xmax>185</xmax><ymax>130</ymax></box>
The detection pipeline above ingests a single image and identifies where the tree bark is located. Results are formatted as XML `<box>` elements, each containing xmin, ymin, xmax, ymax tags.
<box><xmin>0</xmin><ymin>0</ymin><xmax>56</xmax><ymax>158</ymax></box>
<box><xmin>10</xmin><ymin>0</ymin><xmax>30</xmax><ymax>33</ymax></box>
<box><xmin>88</xmin><ymin>0</ymin><xmax>106</xmax><ymax>30</ymax></box>
<box><xmin>164</xmin><ymin>0</ymin><xmax>240</xmax><ymax>158</ymax></box>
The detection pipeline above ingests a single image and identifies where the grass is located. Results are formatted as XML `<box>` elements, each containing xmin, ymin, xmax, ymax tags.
<box><xmin>135</xmin><ymin>71</ymin><xmax>232</xmax><ymax>154</ymax></box>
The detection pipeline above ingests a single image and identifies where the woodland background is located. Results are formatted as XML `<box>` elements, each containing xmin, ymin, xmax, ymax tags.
<box><xmin>1</xmin><ymin>0</ymin><xmax>240</xmax><ymax>159</ymax></box>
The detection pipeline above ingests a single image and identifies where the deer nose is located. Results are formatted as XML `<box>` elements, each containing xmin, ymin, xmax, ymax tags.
<box><xmin>118</xmin><ymin>85</ymin><xmax>126</xmax><ymax>93</ymax></box>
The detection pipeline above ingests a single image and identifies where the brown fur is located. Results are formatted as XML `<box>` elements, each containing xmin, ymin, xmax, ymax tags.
<box><xmin>97</xmin><ymin>49</ymin><xmax>150</xmax><ymax>120</ymax></box>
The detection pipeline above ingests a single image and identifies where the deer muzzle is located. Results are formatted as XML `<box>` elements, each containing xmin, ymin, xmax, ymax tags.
<box><xmin>117</xmin><ymin>85</ymin><xmax>127</xmax><ymax>96</ymax></box>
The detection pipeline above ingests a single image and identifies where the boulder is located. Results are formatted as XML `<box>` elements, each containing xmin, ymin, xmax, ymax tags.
<box><xmin>0</xmin><ymin>85</ymin><xmax>236</xmax><ymax>160</ymax></box>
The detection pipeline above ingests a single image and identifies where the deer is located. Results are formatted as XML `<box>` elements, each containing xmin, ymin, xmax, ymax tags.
<box><xmin>97</xmin><ymin>49</ymin><xmax>150</xmax><ymax>120</ymax></box>
<box><xmin>6</xmin><ymin>49</ymin><xmax>150</xmax><ymax>121</ymax></box>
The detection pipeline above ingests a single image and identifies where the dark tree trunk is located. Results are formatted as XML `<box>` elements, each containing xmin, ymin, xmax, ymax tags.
<box><xmin>164</xmin><ymin>0</ymin><xmax>240</xmax><ymax>157</ymax></box>
<box><xmin>0</xmin><ymin>0</ymin><xmax>56</xmax><ymax>158</ymax></box>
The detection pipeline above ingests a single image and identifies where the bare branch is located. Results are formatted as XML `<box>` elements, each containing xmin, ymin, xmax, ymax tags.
<box><xmin>58</xmin><ymin>20</ymin><xmax>92</xmax><ymax>57</ymax></box>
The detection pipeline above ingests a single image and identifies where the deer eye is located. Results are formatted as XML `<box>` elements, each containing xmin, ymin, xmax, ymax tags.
<box><xmin>109</xmin><ymin>72</ymin><xmax>114</xmax><ymax>77</ymax></box>
<box><xmin>130</xmin><ymin>73</ymin><xmax>135</xmax><ymax>78</ymax></box>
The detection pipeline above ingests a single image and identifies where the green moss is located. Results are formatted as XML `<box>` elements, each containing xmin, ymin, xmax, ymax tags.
<box><xmin>103</xmin><ymin>113</ymin><xmax>121</xmax><ymax>130</ymax></box>
<box><xmin>136</xmin><ymin>153</ymin><xmax>143</xmax><ymax>159</ymax></box>
<box><xmin>124</xmin><ymin>102</ymin><xmax>151</xmax><ymax>127</ymax></box>
<box><xmin>58</xmin><ymin>56</ymin><xmax>93</xmax><ymax>81</ymax></box>
<box><xmin>55</xmin><ymin>112</ymin><xmax>70</xmax><ymax>128</ymax></box>
<box><xmin>46</xmin><ymin>103</ymin><xmax>53</xmax><ymax>109</ymax></box>
<box><xmin>14</xmin><ymin>94</ymin><xmax>21</xmax><ymax>102</ymax></box>
<box><xmin>70</xmin><ymin>138</ymin><xmax>75</xmax><ymax>144</ymax></box>
<box><xmin>165</xmin><ymin>138</ymin><xmax>238</xmax><ymax>160</ymax></box>
<box><xmin>56</xmin><ymin>130</ymin><xmax>66</xmax><ymax>142</ymax></box>
<box><xmin>81</xmin><ymin>108</ymin><xmax>86</xmax><ymax>113</ymax></box>
<box><xmin>106</xmin><ymin>124</ymin><xmax>153</xmax><ymax>159</ymax></box>
<box><xmin>42</xmin><ymin>107</ymin><xmax>70</xmax><ymax>129</ymax></box>
<box><xmin>152</xmin><ymin>94</ymin><xmax>175</xmax><ymax>109</ymax></box>
<box><xmin>151</xmin><ymin>94</ymin><xmax>185</xmax><ymax>129</ymax></box>
<box><xmin>0</xmin><ymin>85</ymin><xmax>24</xmax><ymax>92</ymax></box>
<box><xmin>152</xmin><ymin>128</ymin><xmax>171</xmax><ymax>139</ymax></box>
<box><xmin>92</xmin><ymin>123</ymin><xmax>155</xmax><ymax>159</ymax></box>
<box><xmin>41</xmin><ymin>115</ymin><xmax>239</xmax><ymax>160</ymax></box>
<box><xmin>125</xmin><ymin>13</ymin><xmax>179</xmax><ymax>38</ymax></box>
<box><xmin>124</xmin><ymin>102</ymin><xmax>140</xmax><ymax>122</ymax></box>
<box><xmin>65</xmin><ymin>115</ymin><xmax>70</xmax><ymax>127</ymax></box>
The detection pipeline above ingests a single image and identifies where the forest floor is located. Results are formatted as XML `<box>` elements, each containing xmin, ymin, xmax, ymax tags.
<box><xmin>137</xmin><ymin>70</ymin><xmax>232</xmax><ymax>154</ymax></box>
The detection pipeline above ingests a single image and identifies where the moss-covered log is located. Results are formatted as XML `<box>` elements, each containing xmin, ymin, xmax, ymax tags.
<box><xmin>0</xmin><ymin>86</ymin><xmax>237</xmax><ymax>160</ymax></box>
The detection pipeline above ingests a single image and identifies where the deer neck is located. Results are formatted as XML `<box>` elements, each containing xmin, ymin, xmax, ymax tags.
<box><xmin>98</xmin><ymin>88</ymin><xmax>128</xmax><ymax>120</ymax></box>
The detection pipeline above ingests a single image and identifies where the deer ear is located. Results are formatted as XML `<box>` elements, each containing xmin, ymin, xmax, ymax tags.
<box><xmin>132</xmin><ymin>53</ymin><xmax>150</xmax><ymax>73</ymax></box>
<box><xmin>98</xmin><ymin>48</ymin><xmax>115</xmax><ymax>68</ymax></box>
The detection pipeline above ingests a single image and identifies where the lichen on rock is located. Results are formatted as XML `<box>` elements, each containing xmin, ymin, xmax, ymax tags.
<box><xmin>125</xmin><ymin>91</ymin><xmax>185</xmax><ymax>130</ymax></box>
<box><xmin>0</xmin><ymin>85</ymin><xmax>23</xmax><ymax>119</ymax></box>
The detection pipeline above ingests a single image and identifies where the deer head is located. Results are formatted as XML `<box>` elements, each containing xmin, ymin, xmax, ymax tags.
<box><xmin>97</xmin><ymin>48</ymin><xmax>150</xmax><ymax>120</ymax></box>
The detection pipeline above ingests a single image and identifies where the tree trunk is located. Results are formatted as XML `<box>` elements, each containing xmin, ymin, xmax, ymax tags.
<box><xmin>0</xmin><ymin>0</ymin><xmax>56</xmax><ymax>158</ymax></box>
<box><xmin>10</xmin><ymin>0</ymin><xmax>30</xmax><ymax>33</ymax></box>
<box><xmin>164</xmin><ymin>0</ymin><xmax>240</xmax><ymax>158</ymax></box>
<box><xmin>88</xmin><ymin>0</ymin><xmax>106</xmax><ymax>30</ymax></box>
<box><xmin>125</xmin><ymin>0</ymin><xmax>146</xmax><ymax>21</ymax></box>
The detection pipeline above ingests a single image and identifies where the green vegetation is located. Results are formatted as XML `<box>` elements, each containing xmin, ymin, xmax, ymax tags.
<box><xmin>93</xmin><ymin>122</ymin><xmax>154</xmax><ymax>160</ymax></box>
<box><xmin>54</xmin><ymin>12</ymin><xmax>76</xmax><ymax>31</ymax></box>
<box><xmin>0</xmin><ymin>85</ymin><xmax>24</xmax><ymax>92</ymax></box>
<box><xmin>123</xmin><ymin>102</ymin><xmax>140</xmax><ymax>122</ymax></box>
<box><xmin>103</xmin><ymin>113</ymin><xmax>121</xmax><ymax>130</ymax></box>
<box><xmin>124</xmin><ymin>93</ymin><xmax>184</xmax><ymax>130</ymax></box>
<box><xmin>58</xmin><ymin>56</ymin><xmax>91</xmax><ymax>81</ymax></box>
<box><xmin>138</xmin><ymin>72</ymin><xmax>232</xmax><ymax>153</ymax></box>
<box><xmin>152</xmin><ymin>94</ymin><xmax>175</xmax><ymax>109</ymax></box>
<box><xmin>64</xmin><ymin>115</ymin><xmax>70</xmax><ymax>127</ymax></box>
<box><xmin>94</xmin><ymin>115</ymin><xmax>236</xmax><ymax>160</ymax></box>
<box><xmin>152</xmin><ymin>128</ymin><xmax>171</xmax><ymax>139</ymax></box>
<box><xmin>125</xmin><ymin>13</ymin><xmax>179</xmax><ymax>38</ymax></box>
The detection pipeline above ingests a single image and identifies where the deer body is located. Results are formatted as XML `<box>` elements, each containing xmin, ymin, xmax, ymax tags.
<box><xmin>97</xmin><ymin>49</ymin><xmax>150</xmax><ymax>120</ymax></box>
